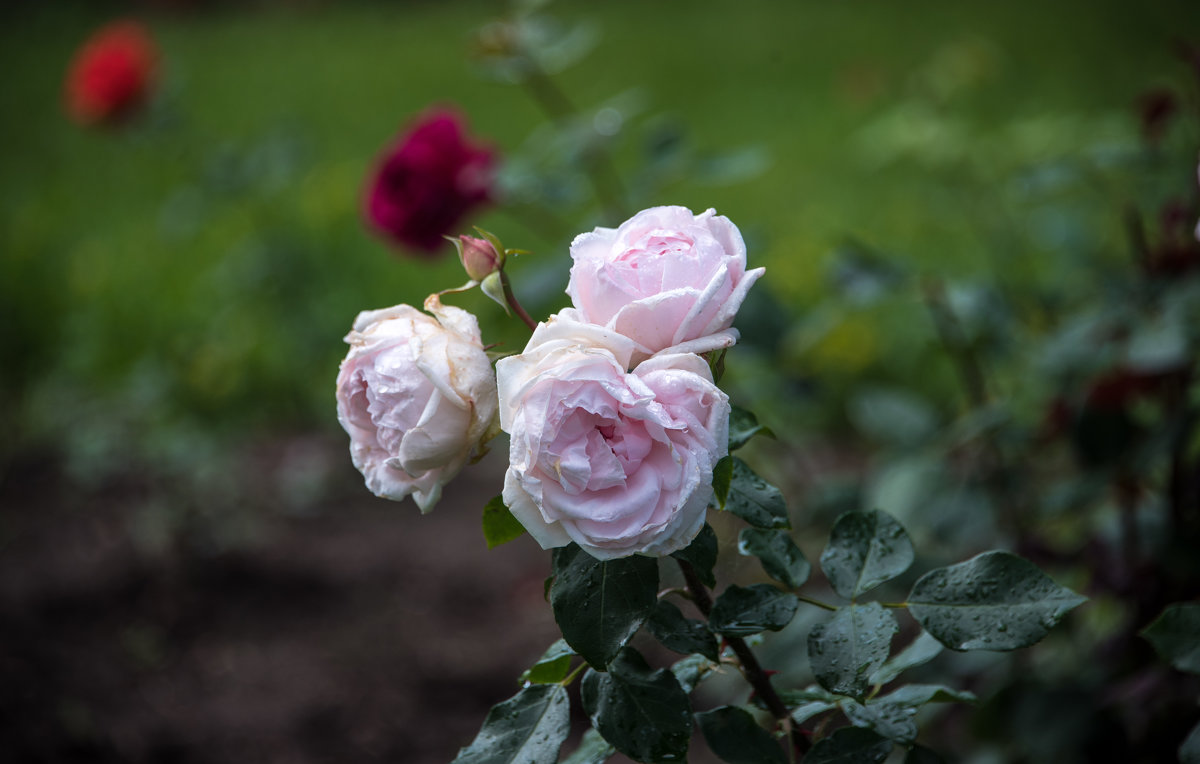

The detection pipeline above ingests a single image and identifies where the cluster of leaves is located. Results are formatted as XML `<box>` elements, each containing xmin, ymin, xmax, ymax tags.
<box><xmin>455</xmin><ymin>417</ymin><xmax>1086</xmax><ymax>763</ymax></box>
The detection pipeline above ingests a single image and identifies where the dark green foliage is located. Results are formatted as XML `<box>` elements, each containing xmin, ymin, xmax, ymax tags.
<box><xmin>808</xmin><ymin>602</ymin><xmax>898</xmax><ymax>698</ymax></box>
<box><xmin>520</xmin><ymin>639</ymin><xmax>574</xmax><ymax>685</ymax></box>
<box><xmin>695</xmin><ymin>706</ymin><xmax>787</xmax><ymax>764</ymax></box>
<box><xmin>549</xmin><ymin>545</ymin><xmax>658</xmax><ymax>669</ymax></box>
<box><xmin>729</xmin><ymin>405</ymin><xmax>775</xmax><ymax>451</ymax></box>
<box><xmin>709</xmin><ymin>584</ymin><xmax>800</xmax><ymax>637</ymax></box>
<box><xmin>647</xmin><ymin>600</ymin><xmax>719</xmax><ymax>661</ymax></box>
<box><xmin>451</xmin><ymin>684</ymin><xmax>570</xmax><ymax>764</ymax></box>
<box><xmin>581</xmin><ymin>648</ymin><xmax>692</xmax><ymax>763</ymax></box>
<box><xmin>721</xmin><ymin>458</ymin><xmax>791</xmax><ymax>529</ymax></box>
<box><xmin>820</xmin><ymin>511</ymin><xmax>913</xmax><ymax>600</ymax></box>
<box><xmin>907</xmin><ymin>551</ymin><xmax>1086</xmax><ymax>651</ymax></box>
<box><xmin>805</xmin><ymin>726</ymin><xmax>892</xmax><ymax>764</ymax></box>
<box><xmin>738</xmin><ymin>527</ymin><xmax>811</xmax><ymax>589</ymax></box>
<box><xmin>672</xmin><ymin>523</ymin><xmax>719</xmax><ymax>588</ymax></box>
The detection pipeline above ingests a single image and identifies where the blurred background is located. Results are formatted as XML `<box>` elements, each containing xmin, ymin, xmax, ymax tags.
<box><xmin>2</xmin><ymin>0</ymin><xmax>1199</xmax><ymax>762</ymax></box>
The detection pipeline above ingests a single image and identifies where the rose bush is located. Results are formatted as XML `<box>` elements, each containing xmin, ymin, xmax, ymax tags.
<box><xmin>364</xmin><ymin>109</ymin><xmax>495</xmax><ymax>254</ymax></box>
<box><xmin>497</xmin><ymin>312</ymin><xmax>730</xmax><ymax>560</ymax></box>
<box><xmin>335</xmin><ymin>295</ymin><xmax>498</xmax><ymax>512</ymax></box>
<box><xmin>64</xmin><ymin>20</ymin><xmax>158</xmax><ymax>127</ymax></box>
<box><xmin>566</xmin><ymin>205</ymin><xmax>764</xmax><ymax>364</ymax></box>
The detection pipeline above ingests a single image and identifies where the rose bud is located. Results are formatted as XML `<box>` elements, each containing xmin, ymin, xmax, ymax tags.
<box><xmin>453</xmin><ymin>234</ymin><xmax>503</xmax><ymax>282</ymax></box>
<box><xmin>364</xmin><ymin>109</ymin><xmax>495</xmax><ymax>255</ymax></box>
<box><xmin>335</xmin><ymin>295</ymin><xmax>498</xmax><ymax>512</ymax></box>
<box><xmin>497</xmin><ymin>311</ymin><xmax>730</xmax><ymax>560</ymax></box>
<box><xmin>566</xmin><ymin>206</ymin><xmax>764</xmax><ymax>365</ymax></box>
<box><xmin>64</xmin><ymin>20</ymin><xmax>158</xmax><ymax>127</ymax></box>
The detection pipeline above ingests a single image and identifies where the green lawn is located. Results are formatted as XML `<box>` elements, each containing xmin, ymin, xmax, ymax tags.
<box><xmin>2</xmin><ymin>0</ymin><xmax>1197</xmax><ymax>451</ymax></box>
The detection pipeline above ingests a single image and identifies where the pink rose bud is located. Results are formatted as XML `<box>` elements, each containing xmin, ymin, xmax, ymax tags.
<box><xmin>496</xmin><ymin>310</ymin><xmax>730</xmax><ymax>560</ymax></box>
<box><xmin>335</xmin><ymin>295</ymin><xmax>498</xmax><ymax>512</ymax></box>
<box><xmin>566</xmin><ymin>206</ymin><xmax>764</xmax><ymax>365</ymax></box>
<box><xmin>456</xmin><ymin>234</ymin><xmax>502</xmax><ymax>282</ymax></box>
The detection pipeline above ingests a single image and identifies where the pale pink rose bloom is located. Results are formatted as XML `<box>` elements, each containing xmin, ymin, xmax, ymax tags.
<box><xmin>336</xmin><ymin>295</ymin><xmax>498</xmax><ymax>512</ymax></box>
<box><xmin>497</xmin><ymin>312</ymin><xmax>730</xmax><ymax>560</ymax></box>
<box><xmin>566</xmin><ymin>206</ymin><xmax>764</xmax><ymax>365</ymax></box>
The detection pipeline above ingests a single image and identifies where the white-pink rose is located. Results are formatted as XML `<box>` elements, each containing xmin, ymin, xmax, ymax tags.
<box><xmin>497</xmin><ymin>312</ymin><xmax>730</xmax><ymax>560</ymax></box>
<box><xmin>566</xmin><ymin>205</ymin><xmax>764</xmax><ymax>364</ymax></box>
<box><xmin>335</xmin><ymin>295</ymin><xmax>498</xmax><ymax>512</ymax></box>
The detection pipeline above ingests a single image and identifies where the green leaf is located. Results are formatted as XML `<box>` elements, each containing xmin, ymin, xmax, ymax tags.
<box><xmin>805</xmin><ymin>726</ymin><xmax>892</xmax><ymax>764</ymax></box>
<box><xmin>709</xmin><ymin>584</ymin><xmax>800</xmax><ymax>637</ymax></box>
<box><xmin>791</xmin><ymin>700</ymin><xmax>840</xmax><ymax>725</ymax></box>
<box><xmin>450</xmin><ymin>684</ymin><xmax>570</xmax><ymax>764</ymax></box>
<box><xmin>647</xmin><ymin>600</ymin><xmax>719</xmax><ymax>661</ymax></box>
<box><xmin>712</xmin><ymin>456</ymin><xmax>734</xmax><ymax>510</ymax></box>
<box><xmin>560</xmin><ymin>728</ymin><xmax>615</xmax><ymax>764</ymax></box>
<box><xmin>777</xmin><ymin>685</ymin><xmax>840</xmax><ymax>707</ymax></box>
<box><xmin>696</xmin><ymin>706</ymin><xmax>787</xmax><ymax>764</ymax></box>
<box><xmin>672</xmin><ymin>523</ymin><xmax>719</xmax><ymax>588</ymax></box>
<box><xmin>581</xmin><ymin>648</ymin><xmax>692</xmax><ymax>763</ymax></box>
<box><xmin>907</xmin><ymin>551</ymin><xmax>1087</xmax><ymax>651</ymax></box>
<box><xmin>1141</xmin><ymin>602</ymin><xmax>1200</xmax><ymax>674</ymax></box>
<box><xmin>724</xmin><ymin>457</ymin><xmax>790</xmax><ymax>529</ymax></box>
<box><xmin>482</xmin><ymin>495</ymin><xmax>526</xmax><ymax>548</ymax></box>
<box><xmin>839</xmin><ymin>699</ymin><xmax>918</xmax><ymax>745</ymax></box>
<box><xmin>549</xmin><ymin>544</ymin><xmax>659</xmax><ymax>670</ymax></box>
<box><xmin>868</xmin><ymin>631</ymin><xmax>943</xmax><ymax>686</ymax></box>
<box><xmin>820</xmin><ymin>511</ymin><xmax>913</xmax><ymax>600</ymax></box>
<box><xmin>905</xmin><ymin>744</ymin><xmax>948</xmax><ymax>764</ymax></box>
<box><xmin>520</xmin><ymin>639</ymin><xmax>575</xmax><ymax>685</ymax></box>
<box><xmin>738</xmin><ymin>527</ymin><xmax>811</xmax><ymax>589</ymax></box>
<box><xmin>729</xmin><ymin>405</ymin><xmax>775</xmax><ymax>451</ymax></box>
<box><xmin>841</xmin><ymin>682</ymin><xmax>978</xmax><ymax>743</ymax></box>
<box><xmin>808</xmin><ymin>602</ymin><xmax>898</xmax><ymax>699</ymax></box>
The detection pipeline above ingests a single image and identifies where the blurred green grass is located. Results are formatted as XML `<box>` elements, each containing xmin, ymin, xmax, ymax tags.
<box><xmin>1</xmin><ymin>0</ymin><xmax>1197</xmax><ymax>460</ymax></box>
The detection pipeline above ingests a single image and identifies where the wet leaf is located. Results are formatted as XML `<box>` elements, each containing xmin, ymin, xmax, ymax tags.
<box><xmin>1141</xmin><ymin>602</ymin><xmax>1200</xmax><ymax>674</ymax></box>
<box><xmin>647</xmin><ymin>600</ymin><xmax>719</xmax><ymax>661</ymax></box>
<box><xmin>808</xmin><ymin>602</ymin><xmax>898</xmax><ymax>699</ymax></box>
<box><xmin>482</xmin><ymin>495</ymin><xmax>526</xmax><ymax>548</ymax></box>
<box><xmin>908</xmin><ymin>551</ymin><xmax>1086</xmax><ymax>651</ymax></box>
<box><xmin>520</xmin><ymin>639</ymin><xmax>575</xmax><ymax>685</ymax></box>
<box><xmin>711</xmin><ymin>456</ymin><xmax>734</xmax><ymax>511</ymax></box>
<box><xmin>738</xmin><ymin>527</ymin><xmax>811</xmax><ymax>589</ymax></box>
<box><xmin>549</xmin><ymin>545</ymin><xmax>659</xmax><ymax>670</ymax></box>
<box><xmin>820</xmin><ymin>511</ymin><xmax>914</xmax><ymax>600</ymax></box>
<box><xmin>709</xmin><ymin>584</ymin><xmax>800</xmax><ymax>637</ymax></box>
<box><xmin>560</xmin><ymin>728</ymin><xmax>615</xmax><ymax>764</ymax></box>
<box><xmin>805</xmin><ymin>726</ymin><xmax>892</xmax><ymax>764</ymax></box>
<box><xmin>451</xmin><ymin>683</ymin><xmax>570</xmax><ymax>764</ymax></box>
<box><xmin>723</xmin><ymin>458</ymin><xmax>790</xmax><ymax>529</ymax></box>
<box><xmin>905</xmin><ymin>744</ymin><xmax>949</xmax><ymax>764</ymax></box>
<box><xmin>696</xmin><ymin>706</ymin><xmax>787</xmax><ymax>764</ymax></box>
<box><xmin>868</xmin><ymin>631</ymin><xmax>943</xmax><ymax>686</ymax></box>
<box><xmin>672</xmin><ymin>523</ymin><xmax>718</xmax><ymax>588</ymax></box>
<box><xmin>729</xmin><ymin>405</ymin><xmax>775</xmax><ymax>451</ymax></box>
<box><xmin>670</xmin><ymin>653</ymin><xmax>716</xmax><ymax>694</ymax></box>
<box><xmin>581</xmin><ymin>648</ymin><xmax>691</xmax><ymax>763</ymax></box>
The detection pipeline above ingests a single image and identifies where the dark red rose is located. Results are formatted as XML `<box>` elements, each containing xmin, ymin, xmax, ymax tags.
<box><xmin>64</xmin><ymin>20</ymin><xmax>158</xmax><ymax>127</ymax></box>
<box><xmin>364</xmin><ymin>109</ymin><xmax>496</xmax><ymax>255</ymax></box>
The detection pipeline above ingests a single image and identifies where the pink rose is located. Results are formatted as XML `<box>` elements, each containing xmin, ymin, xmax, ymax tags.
<box><xmin>336</xmin><ymin>295</ymin><xmax>498</xmax><ymax>512</ymax></box>
<box><xmin>566</xmin><ymin>206</ymin><xmax>764</xmax><ymax>364</ymax></box>
<box><xmin>364</xmin><ymin>109</ymin><xmax>495</xmax><ymax>254</ymax></box>
<box><xmin>497</xmin><ymin>312</ymin><xmax>730</xmax><ymax>560</ymax></box>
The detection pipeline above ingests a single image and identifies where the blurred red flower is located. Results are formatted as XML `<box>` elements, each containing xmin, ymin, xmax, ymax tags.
<box><xmin>64</xmin><ymin>20</ymin><xmax>158</xmax><ymax>127</ymax></box>
<box><xmin>364</xmin><ymin>109</ymin><xmax>496</xmax><ymax>255</ymax></box>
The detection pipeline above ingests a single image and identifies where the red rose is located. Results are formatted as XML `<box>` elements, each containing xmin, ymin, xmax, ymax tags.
<box><xmin>64</xmin><ymin>20</ymin><xmax>158</xmax><ymax>127</ymax></box>
<box><xmin>364</xmin><ymin>109</ymin><xmax>496</xmax><ymax>255</ymax></box>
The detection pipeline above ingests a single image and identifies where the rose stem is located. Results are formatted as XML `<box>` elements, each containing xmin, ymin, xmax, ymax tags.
<box><xmin>677</xmin><ymin>559</ymin><xmax>812</xmax><ymax>758</ymax></box>
<box><xmin>499</xmin><ymin>269</ymin><xmax>538</xmax><ymax>332</ymax></box>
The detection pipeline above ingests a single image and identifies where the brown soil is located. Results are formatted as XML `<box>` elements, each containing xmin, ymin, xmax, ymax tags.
<box><xmin>0</xmin><ymin>436</ymin><xmax>565</xmax><ymax>764</ymax></box>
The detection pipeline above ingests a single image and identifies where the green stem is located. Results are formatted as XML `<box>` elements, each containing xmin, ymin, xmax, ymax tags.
<box><xmin>499</xmin><ymin>269</ymin><xmax>538</xmax><ymax>332</ymax></box>
<box><xmin>677</xmin><ymin>560</ymin><xmax>812</xmax><ymax>759</ymax></box>
<box><xmin>559</xmin><ymin>661</ymin><xmax>588</xmax><ymax>687</ymax></box>
<box><xmin>797</xmin><ymin>595</ymin><xmax>838</xmax><ymax>612</ymax></box>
